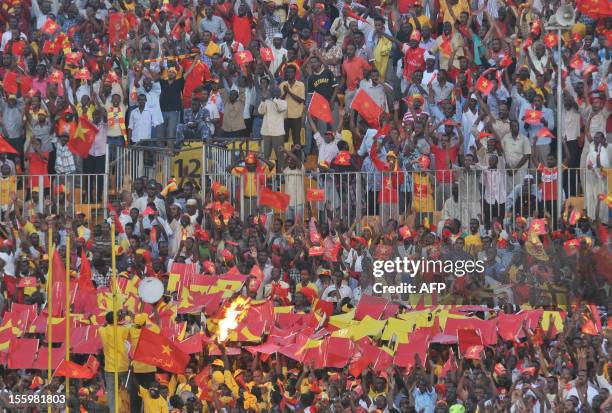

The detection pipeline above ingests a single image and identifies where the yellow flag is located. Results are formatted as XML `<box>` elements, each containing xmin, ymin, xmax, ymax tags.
<box><xmin>328</xmin><ymin>309</ymin><xmax>357</xmax><ymax>329</ymax></box>
<box><xmin>348</xmin><ymin>316</ymin><xmax>386</xmax><ymax>340</ymax></box>
<box><xmin>542</xmin><ymin>311</ymin><xmax>564</xmax><ymax>332</ymax></box>
<box><xmin>204</xmin><ymin>42</ymin><xmax>220</xmax><ymax>57</ymax></box>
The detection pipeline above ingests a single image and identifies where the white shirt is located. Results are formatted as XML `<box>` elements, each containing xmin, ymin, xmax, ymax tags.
<box><xmin>138</xmin><ymin>83</ymin><xmax>164</xmax><ymax>127</ymax></box>
<box><xmin>204</xmin><ymin>101</ymin><xmax>220</xmax><ymax>134</ymax></box>
<box><xmin>220</xmin><ymin>40</ymin><xmax>244</xmax><ymax>60</ymax></box>
<box><xmin>481</xmin><ymin>168</ymin><xmax>507</xmax><ymax>204</ymax></box>
<box><xmin>567</xmin><ymin>385</ymin><xmax>598</xmax><ymax>408</ymax></box>
<box><xmin>344</xmin><ymin>248</ymin><xmax>365</xmax><ymax>273</ymax></box>
<box><xmin>89</xmin><ymin>122</ymin><xmax>108</xmax><ymax>157</ymax></box>
<box><xmin>270</xmin><ymin>46</ymin><xmax>288</xmax><ymax>74</ymax></box>
<box><xmin>131</xmin><ymin>196</ymin><xmax>167</xmax><ymax>220</ymax></box>
<box><xmin>142</xmin><ymin>216</ymin><xmax>173</xmax><ymax>238</ymax></box>
<box><xmin>321</xmin><ymin>283</ymin><xmax>353</xmax><ymax>302</ymax></box>
<box><xmin>128</xmin><ymin>107</ymin><xmax>153</xmax><ymax>143</ymax></box>
<box><xmin>314</xmin><ymin>132</ymin><xmax>341</xmax><ymax>164</ymax></box>
<box><xmin>1</xmin><ymin>31</ymin><xmax>27</xmax><ymax>51</ymax></box>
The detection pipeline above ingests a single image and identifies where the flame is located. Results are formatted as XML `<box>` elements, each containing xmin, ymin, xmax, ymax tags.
<box><xmin>218</xmin><ymin>296</ymin><xmax>250</xmax><ymax>342</ymax></box>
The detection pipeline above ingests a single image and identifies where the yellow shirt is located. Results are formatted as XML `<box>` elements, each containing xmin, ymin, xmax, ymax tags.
<box><xmin>76</xmin><ymin>103</ymin><xmax>95</xmax><ymax>121</ymax></box>
<box><xmin>296</xmin><ymin>282</ymin><xmax>319</xmax><ymax>295</ymax></box>
<box><xmin>464</xmin><ymin>233</ymin><xmax>483</xmax><ymax>257</ymax></box>
<box><xmin>408</xmin><ymin>15</ymin><xmax>432</xmax><ymax>30</ymax></box>
<box><xmin>280</xmin><ymin>80</ymin><xmax>306</xmax><ymax>119</ymax></box>
<box><xmin>440</xmin><ymin>0</ymin><xmax>469</xmax><ymax>24</ymax></box>
<box><xmin>231</xmin><ymin>166</ymin><xmax>272</xmax><ymax>197</ymax></box>
<box><xmin>99</xmin><ymin>325</ymin><xmax>130</xmax><ymax>373</ymax></box>
<box><xmin>412</xmin><ymin>173</ymin><xmax>434</xmax><ymax>213</ymax></box>
<box><xmin>139</xmin><ymin>386</ymin><xmax>169</xmax><ymax>413</ymax></box>
<box><xmin>0</xmin><ymin>176</ymin><xmax>16</xmax><ymax>206</ymax></box>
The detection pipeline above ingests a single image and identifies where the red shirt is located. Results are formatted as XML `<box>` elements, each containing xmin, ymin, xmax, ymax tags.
<box><xmin>232</xmin><ymin>15</ymin><xmax>252</xmax><ymax>48</ymax></box>
<box><xmin>342</xmin><ymin>56</ymin><xmax>371</xmax><ymax>91</ymax></box>
<box><xmin>402</xmin><ymin>44</ymin><xmax>425</xmax><ymax>79</ymax></box>
<box><xmin>27</xmin><ymin>151</ymin><xmax>50</xmax><ymax>188</ymax></box>
<box><xmin>431</xmin><ymin>144</ymin><xmax>459</xmax><ymax>182</ymax></box>
<box><xmin>538</xmin><ymin>165</ymin><xmax>559</xmax><ymax>201</ymax></box>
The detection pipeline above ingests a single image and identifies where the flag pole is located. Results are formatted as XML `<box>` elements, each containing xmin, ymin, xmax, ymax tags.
<box><xmin>47</xmin><ymin>228</ymin><xmax>53</xmax><ymax>413</ymax></box>
<box><xmin>65</xmin><ymin>234</ymin><xmax>70</xmax><ymax>413</ymax></box>
<box><xmin>111</xmin><ymin>223</ymin><xmax>119</xmax><ymax>413</ymax></box>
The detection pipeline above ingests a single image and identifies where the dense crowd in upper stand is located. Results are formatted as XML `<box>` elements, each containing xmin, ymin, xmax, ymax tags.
<box><xmin>0</xmin><ymin>0</ymin><xmax>611</xmax><ymax>412</ymax></box>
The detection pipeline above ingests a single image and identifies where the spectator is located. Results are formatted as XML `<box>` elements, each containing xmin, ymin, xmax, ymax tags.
<box><xmin>280</xmin><ymin>65</ymin><xmax>305</xmax><ymax>146</ymax></box>
<box><xmin>258</xmin><ymin>86</ymin><xmax>287</xmax><ymax>170</ymax></box>
<box><xmin>128</xmin><ymin>94</ymin><xmax>154</xmax><ymax>145</ymax></box>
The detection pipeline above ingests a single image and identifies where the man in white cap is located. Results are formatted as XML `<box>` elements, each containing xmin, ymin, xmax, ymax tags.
<box><xmin>269</xmin><ymin>33</ymin><xmax>287</xmax><ymax>74</ymax></box>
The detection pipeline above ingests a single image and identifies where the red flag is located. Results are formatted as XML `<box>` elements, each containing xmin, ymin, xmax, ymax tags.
<box><xmin>85</xmin><ymin>355</ymin><xmax>100</xmax><ymax>374</ymax></box>
<box><xmin>234</xmin><ymin>50</ymin><xmax>254</xmax><ymax>65</ymax></box>
<box><xmin>576</xmin><ymin>0</ymin><xmax>612</xmax><ymax>19</ymax></box>
<box><xmin>41</xmin><ymin>18</ymin><xmax>60</xmax><ymax>35</ymax></box>
<box><xmin>68</xmin><ymin>116</ymin><xmax>99</xmax><ymax>158</ymax></box>
<box><xmin>343</xmin><ymin>4</ymin><xmax>370</xmax><ymax>24</ymax></box>
<box><xmin>543</xmin><ymin>32</ymin><xmax>559</xmax><ymax>49</ymax></box>
<box><xmin>64</xmin><ymin>52</ymin><xmax>83</xmax><ymax>66</ymax></box>
<box><xmin>52</xmin><ymin>247</ymin><xmax>67</xmax><ymax>285</ymax></box>
<box><xmin>394</xmin><ymin>331</ymin><xmax>430</xmax><ymax>368</ymax></box>
<box><xmin>570</xmin><ymin>54</ymin><xmax>584</xmax><ymax>70</ymax></box>
<box><xmin>0</xmin><ymin>135</ymin><xmax>18</xmax><ymax>154</ymax></box>
<box><xmin>568</xmin><ymin>210</ymin><xmax>581</xmax><ymax>225</ymax></box>
<box><xmin>194</xmin><ymin>365</ymin><xmax>212</xmax><ymax>401</ymax></box>
<box><xmin>478</xmin><ymin>132</ymin><xmax>493</xmax><ymax>140</ymax></box>
<box><xmin>499</xmin><ymin>54</ymin><xmax>513</xmax><ymax>68</ymax></box>
<box><xmin>537</xmin><ymin>128</ymin><xmax>554</xmax><ymax>139</ymax></box>
<box><xmin>55</xmin><ymin>33</ymin><xmax>70</xmax><ymax>51</ymax></box>
<box><xmin>8</xmin><ymin>40</ymin><xmax>25</xmax><ymax>56</ymax></box>
<box><xmin>354</xmin><ymin>295</ymin><xmax>389</xmax><ymax>321</ymax></box>
<box><xmin>439</xmin><ymin>35</ymin><xmax>452</xmax><ymax>55</ymax></box>
<box><xmin>173</xmin><ymin>334</ymin><xmax>204</xmax><ymax>354</ymax></box>
<box><xmin>42</xmin><ymin>40</ymin><xmax>60</xmax><ymax>55</ymax></box>
<box><xmin>78</xmin><ymin>249</ymin><xmax>96</xmax><ymax>292</ymax></box>
<box><xmin>464</xmin><ymin>345</ymin><xmax>484</xmax><ymax>360</ymax></box>
<box><xmin>133</xmin><ymin>327</ymin><xmax>190</xmax><ymax>373</ymax></box>
<box><xmin>258</xmin><ymin>187</ymin><xmax>290</xmax><ymax>211</ymax></box>
<box><xmin>457</xmin><ymin>328</ymin><xmax>483</xmax><ymax>354</ymax></box>
<box><xmin>475</xmin><ymin>76</ymin><xmax>494</xmax><ymax>94</ymax></box>
<box><xmin>350</xmin><ymin>89</ymin><xmax>384</xmax><ymax>127</ymax></box>
<box><xmin>529</xmin><ymin>218</ymin><xmax>547</xmax><ymax>235</ymax></box>
<box><xmin>581</xmin><ymin>305</ymin><xmax>602</xmax><ymax>335</ymax></box>
<box><xmin>441</xmin><ymin>348</ymin><xmax>458</xmax><ymax>377</ymax></box>
<box><xmin>583</xmin><ymin>64</ymin><xmax>598</xmax><ymax>76</ymax></box>
<box><xmin>312</xmin><ymin>299</ymin><xmax>334</xmax><ymax>318</ymax></box>
<box><xmin>308</xmin><ymin>92</ymin><xmax>333</xmax><ymax>124</ymax></box>
<box><xmin>260</xmin><ymin>47</ymin><xmax>274</xmax><ymax>62</ymax></box>
<box><xmin>306</xmin><ymin>188</ymin><xmax>325</xmax><ymax>202</ymax></box>
<box><xmin>109</xmin><ymin>12</ymin><xmax>129</xmax><ymax>45</ymax></box>
<box><xmin>17</xmin><ymin>277</ymin><xmax>37</xmax><ymax>288</ymax></box>
<box><xmin>48</xmin><ymin>70</ymin><xmax>64</xmax><ymax>84</ymax></box>
<box><xmin>74</xmin><ymin>68</ymin><xmax>91</xmax><ymax>80</ymax></box>
<box><xmin>2</xmin><ymin>71</ymin><xmax>33</xmax><ymax>95</ymax></box>
<box><xmin>8</xmin><ymin>338</ymin><xmax>38</xmax><ymax>369</ymax></box>
<box><xmin>333</xmin><ymin>151</ymin><xmax>352</xmax><ymax>166</ymax></box>
<box><xmin>524</xmin><ymin>109</ymin><xmax>543</xmax><ymax>125</ymax></box>
<box><xmin>54</xmin><ymin>358</ymin><xmax>96</xmax><ymax>378</ymax></box>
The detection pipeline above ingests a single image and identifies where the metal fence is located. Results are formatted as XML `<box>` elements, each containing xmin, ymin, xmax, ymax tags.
<box><xmin>0</xmin><ymin>174</ymin><xmax>108</xmax><ymax>222</ymax></box>
<box><xmin>201</xmin><ymin>167</ymin><xmax>608</xmax><ymax>231</ymax></box>
<box><xmin>108</xmin><ymin>142</ymin><xmax>262</xmax><ymax>195</ymax></box>
<box><xmin>108</xmin><ymin>143</ymin><xmax>173</xmax><ymax>195</ymax></box>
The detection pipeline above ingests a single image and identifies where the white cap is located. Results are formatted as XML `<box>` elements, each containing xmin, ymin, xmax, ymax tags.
<box><xmin>424</xmin><ymin>50</ymin><xmax>436</xmax><ymax>60</ymax></box>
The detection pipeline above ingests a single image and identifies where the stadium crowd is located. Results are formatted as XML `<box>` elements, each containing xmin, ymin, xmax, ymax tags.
<box><xmin>0</xmin><ymin>0</ymin><xmax>611</xmax><ymax>411</ymax></box>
